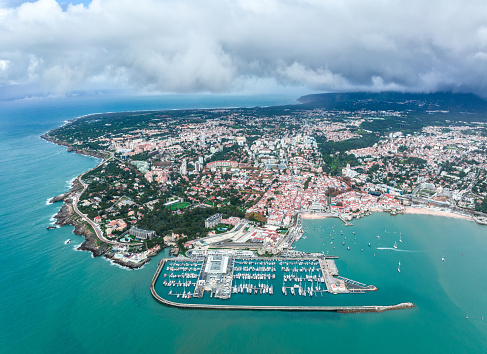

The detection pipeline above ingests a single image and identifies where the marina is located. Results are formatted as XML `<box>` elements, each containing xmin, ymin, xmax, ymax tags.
<box><xmin>153</xmin><ymin>249</ymin><xmax>384</xmax><ymax>308</ymax></box>
<box><xmin>152</xmin><ymin>214</ymin><xmax>417</xmax><ymax>309</ymax></box>
<box><xmin>151</xmin><ymin>257</ymin><xmax>412</xmax><ymax>312</ymax></box>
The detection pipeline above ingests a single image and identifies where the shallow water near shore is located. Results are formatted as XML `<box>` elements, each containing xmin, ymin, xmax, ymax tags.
<box><xmin>1</xmin><ymin>95</ymin><xmax>487</xmax><ymax>353</ymax></box>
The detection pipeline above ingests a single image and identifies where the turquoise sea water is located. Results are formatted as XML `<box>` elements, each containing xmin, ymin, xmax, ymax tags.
<box><xmin>1</xmin><ymin>94</ymin><xmax>487</xmax><ymax>353</ymax></box>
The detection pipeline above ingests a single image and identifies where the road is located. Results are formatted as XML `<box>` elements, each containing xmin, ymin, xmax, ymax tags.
<box><xmin>71</xmin><ymin>152</ymin><xmax>142</xmax><ymax>246</ymax></box>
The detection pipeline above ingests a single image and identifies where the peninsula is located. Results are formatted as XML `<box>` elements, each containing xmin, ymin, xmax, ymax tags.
<box><xmin>42</xmin><ymin>92</ymin><xmax>487</xmax><ymax>307</ymax></box>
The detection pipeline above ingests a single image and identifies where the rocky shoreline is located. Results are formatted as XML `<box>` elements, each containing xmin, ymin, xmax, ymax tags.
<box><xmin>47</xmin><ymin>174</ymin><xmax>107</xmax><ymax>257</ymax></box>
<box><xmin>43</xmin><ymin>130</ymin><xmax>111</xmax><ymax>257</ymax></box>
<box><xmin>54</xmin><ymin>202</ymin><xmax>109</xmax><ymax>257</ymax></box>
<box><xmin>41</xmin><ymin>133</ymin><xmax>107</xmax><ymax>159</ymax></box>
<box><xmin>43</xmin><ymin>129</ymin><xmax>166</xmax><ymax>268</ymax></box>
<box><xmin>49</xmin><ymin>180</ymin><xmax>83</xmax><ymax>203</ymax></box>
<box><xmin>53</xmin><ymin>195</ymin><xmax>162</xmax><ymax>268</ymax></box>
<box><xmin>104</xmin><ymin>252</ymin><xmax>151</xmax><ymax>269</ymax></box>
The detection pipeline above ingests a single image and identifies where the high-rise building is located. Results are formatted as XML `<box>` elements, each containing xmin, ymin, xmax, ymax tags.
<box><xmin>200</xmin><ymin>132</ymin><xmax>206</xmax><ymax>147</ymax></box>
<box><xmin>180</xmin><ymin>159</ymin><xmax>187</xmax><ymax>176</ymax></box>
<box><xmin>194</xmin><ymin>161</ymin><xmax>202</xmax><ymax>173</ymax></box>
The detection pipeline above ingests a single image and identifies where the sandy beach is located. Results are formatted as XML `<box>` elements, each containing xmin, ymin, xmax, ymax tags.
<box><xmin>301</xmin><ymin>213</ymin><xmax>332</xmax><ymax>220</ymax></box>
<box><xmin>301</xmin><ymin>208</ymin><xmax>473</xmax><ymax>221</ymax></box>
<box><xmin>403</xmin><ymin>207</ymin><xmax>473</xmax><ymax>220</ymax></box>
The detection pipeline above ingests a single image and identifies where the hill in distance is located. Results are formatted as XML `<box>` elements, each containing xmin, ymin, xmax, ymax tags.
<box><xmin>297</xmin><ymin>92</ymin><xmax>487</xmax><ymax>118</ymax></box>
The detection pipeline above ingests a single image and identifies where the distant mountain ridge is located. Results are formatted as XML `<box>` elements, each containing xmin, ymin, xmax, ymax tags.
<box><xmin>297</xmin><ymin>92</ymin><xmax>487</xmax><ymax>115</ymax></box>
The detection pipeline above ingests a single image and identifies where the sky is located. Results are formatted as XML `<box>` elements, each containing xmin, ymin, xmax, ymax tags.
<box><xmin>1</xmin><ymin>0</ymin><xmax>487</xmax><ymax>98</ymax></box>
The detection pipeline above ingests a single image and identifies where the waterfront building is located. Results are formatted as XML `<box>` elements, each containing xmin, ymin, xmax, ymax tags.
<box><xmin>204</xmin><ymin>254</ymin><xmax>229</xmax><ymax>274</ymax></box>
<box><xmin>129</xmin><ymin>227</ymin><xmax>156</xmax><ymax>240</ymax></box>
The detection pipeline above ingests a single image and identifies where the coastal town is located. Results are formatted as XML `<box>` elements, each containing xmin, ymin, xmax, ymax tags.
<box><xmin>43</xmin><ymin>93</ymin><xmax>487</xmax><ymax>271</ymax></box>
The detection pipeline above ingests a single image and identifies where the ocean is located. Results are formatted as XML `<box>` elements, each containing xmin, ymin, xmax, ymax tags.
<box><xmin>0</xmin><ymin>94</ymin><xmax>486</xmax><ymax>353</ymax></box>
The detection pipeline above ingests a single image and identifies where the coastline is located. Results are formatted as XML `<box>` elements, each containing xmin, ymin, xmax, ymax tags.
<box><xmin>301</xmin><ymin>207</ymin><xmax>474</xmax><ymax>221</ymax></box>
<box><xmin>104</xmin><ymin>252</ymin><xmax>151</xmax><ymax>269</ymax></box>
<box><xmin>301</xmin><ymin>213</ymin><xmax>335</xmax><ymax>220</ymax></box>
<box><xmin>53</xmin><ymin>201</ymin><xmax>109</xmax><ymax>257</ymax></box>
<box><xmin>43</xmin><ymin>130</ymin><xmax>165</xmax><ymax>268</ymax></box>
<box><xmin>40</xmin><ymin>112</ymin><xmax>479</xmax><ymax>270</ymax></box>
<box><xmin>402</xmin><ymin>207</ymin><xmax>473</xmax><ymax>220</ymax></box>
<box><xmin>41</xmin><ymin>133</ymin><xmax>108</xmax><ymax>159</ymax></box>
<box><xmin>43</xmin><ymin>130</ymin><xmax>111</xmax><ymax>258</ymax></box>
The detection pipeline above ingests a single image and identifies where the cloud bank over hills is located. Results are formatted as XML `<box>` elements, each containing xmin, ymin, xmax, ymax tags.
<box><xmin>1</xmin><ymin>0</ymin><xmax>487</xmax><ymax>96</ymax></box>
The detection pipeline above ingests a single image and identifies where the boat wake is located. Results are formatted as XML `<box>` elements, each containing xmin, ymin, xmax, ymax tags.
<box><xmin>376</xmin><ymin>247</ymin><xmax>418</xmax><ymax>253</ymax></box>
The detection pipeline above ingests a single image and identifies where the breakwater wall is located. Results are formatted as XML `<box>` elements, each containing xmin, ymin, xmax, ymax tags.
<box><xmin>150</xmin><ymin>259</ymin><xmax>414</xmax><ymax>313</ymax></box>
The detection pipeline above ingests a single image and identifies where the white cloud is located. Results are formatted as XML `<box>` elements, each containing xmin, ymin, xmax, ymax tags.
<box><xmin>0</xmin><ymin>59</ymin><xmax>9</xmax><ymax>70</ymax></box>
<box><xmin>277</xmin><ymin>62</ymin><xmax>349</xmax><ymax>90</ymax></box>
<box><xmin>1</xmin><ymin>0</ymin><xmax>487</xmax><ymax>95</ymax></box>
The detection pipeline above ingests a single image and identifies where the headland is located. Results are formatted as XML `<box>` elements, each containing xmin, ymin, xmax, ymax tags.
<box><xmin>40</xmin><ymin>92</ymin><xmax>487</xmax><ymax>309</ymax></box>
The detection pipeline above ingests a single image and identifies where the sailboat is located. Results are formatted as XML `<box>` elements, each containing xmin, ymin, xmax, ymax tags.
<box><xmin>393</xmin><ymin>241</ymin><xmax>398</xmax><ymax>249</ymax></box>
<box><xmin>399</xmin><ymin>235</ymin><xmax>402</xmax><ymax>243</ymax></box>
<box><xmin>398</xmin><ymin>260</ymin><xmax>401</xmax><ymax>272</ymax></box>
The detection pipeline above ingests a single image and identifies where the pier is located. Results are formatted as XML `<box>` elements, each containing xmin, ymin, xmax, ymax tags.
<box><xmin>157</xmin><ymin>253</ymin><xmax>378</xmax><ymax>299</ymax></box>
<box><xmin>338</xmin><ymin>214</ymin><xmax>353</xmax><ymax>226</ymax></box>
<box><xmin>151</xmin><ymin>259</ymin><xmax>413</xmax><ymax>313</ymax></box>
